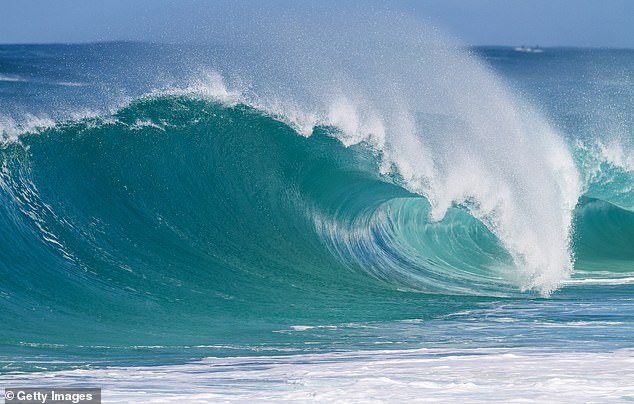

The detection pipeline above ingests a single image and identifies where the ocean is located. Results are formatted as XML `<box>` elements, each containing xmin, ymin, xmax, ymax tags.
<box><xmin>1</xmin><ymin>13</ymin><xmax>634</xmax><ymax>403</ymax></box>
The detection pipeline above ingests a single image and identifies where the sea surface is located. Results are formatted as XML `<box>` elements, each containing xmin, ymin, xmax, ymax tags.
<box><xmin>1</xmin><ymin>12</ymin><xmax>634</xmax><ymax>402</ymax></box>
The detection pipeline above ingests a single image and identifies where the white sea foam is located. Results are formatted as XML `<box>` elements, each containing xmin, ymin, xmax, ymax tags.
<box><xmin>2</xmin><ymin>348</ymin><xmax>633</xmax><ymax>403</ymax></box>
<box><xmin>565</xmin><ymin>277</ymin><xmax>634</xmax><ymax>286</ymax></box>
<box><xmin>574</xmin><ymin>138</ymin><xmax>634</xmax><ymax>209</ymax></box>
<box><xmin>0</xmin><ymin>114</ymin><xmax>56</xmax><ymax>143</ymax></box>
<box><xmin>0</xmin><ymin>73</ymin><xmax>27</xmax><ymax>82</ymax></box>
<box><xmin>598</xmin><ymin>141</ymin><xmax>634</xmax><ymax>172</ymax></box>
<box><xmin>55</xmin><ymin>81</ymin><xmax>88</xmax><ymax>87</ymax></box>
<box><xmin>129</xmin><ymin>119</ymin><xmax>166</xmax><ymax>131</ymax></box>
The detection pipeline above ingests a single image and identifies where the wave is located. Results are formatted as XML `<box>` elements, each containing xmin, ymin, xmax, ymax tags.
<box><xmin>1</xmin><ymin>12</ymin><xmax>588</xmax><ymax>298</ymax></box>
<box><xmin>1</xmin><ymin>11</ymin><xmax>633</xmax><ymax>351</ymax></box>
<box><xmin>573</xmin><ymin>197</ymin><xmax>634</xmax><ymax>275</ymax></box>
<box><xmin>0</xmin><ymin>95</ymin><xmax>632</xmax><ymax>307</ymax></box>
<box><xmin>0</xmin><ymin>85</ymin><xmax>631</xmax><ymax>361</ymax></box>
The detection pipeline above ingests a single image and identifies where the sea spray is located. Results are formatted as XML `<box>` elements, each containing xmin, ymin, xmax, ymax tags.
<box><xmin>181</xmin><ymin>9</ymin><xmax>583</xmax><ymax>294</ymax></box>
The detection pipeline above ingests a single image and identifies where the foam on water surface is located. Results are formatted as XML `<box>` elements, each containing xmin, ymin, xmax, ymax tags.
<box><xmin>3</xmin><ymin>348</ymin><xmax>634</xmax><ymax>403</ymax></box>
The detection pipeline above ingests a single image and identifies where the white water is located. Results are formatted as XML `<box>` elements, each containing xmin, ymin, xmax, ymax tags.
<box><xmin>3</xmin><ymin>348</ymin><xmax>633</xmax><ymax>403</ymax></box>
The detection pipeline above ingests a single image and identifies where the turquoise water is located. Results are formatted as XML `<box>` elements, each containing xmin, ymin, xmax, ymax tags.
<box><xmin>1</xmin><ymin>23</ymin><xmax>633</xmax><ymax>401</ymax></box>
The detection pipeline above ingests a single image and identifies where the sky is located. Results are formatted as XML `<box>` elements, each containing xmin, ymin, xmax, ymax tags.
<box><xmin>1</xmin><ymin>0</ymin><xmax>634</xmax><ymax>47</ymax></box>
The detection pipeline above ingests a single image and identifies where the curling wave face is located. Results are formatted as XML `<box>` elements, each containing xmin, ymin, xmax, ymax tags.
<box><xmin>0</xmin><ymin>96</ymin><xmax>632</xmax><ymax>348</ymax></box>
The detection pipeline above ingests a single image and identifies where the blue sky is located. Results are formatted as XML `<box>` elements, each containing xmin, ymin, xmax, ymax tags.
<box><xmin>2</xmin><ymin>0</ymin><xmax>633</xmax><ymax>47</ymax></box>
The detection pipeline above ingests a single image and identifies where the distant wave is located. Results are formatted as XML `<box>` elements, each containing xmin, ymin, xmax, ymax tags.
<box><xmin>0</xmin><ymin>73</ymin><xmax>27</xmax><ymax>82</ymax></box>
<box><xmin>54</xmin><ymin>81</ymin><xmax>87</xmax><ymax>87</ymax></box>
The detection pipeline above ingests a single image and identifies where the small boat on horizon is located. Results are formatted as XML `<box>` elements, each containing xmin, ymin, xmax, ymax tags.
<box><xmin>514</xmin><ymin>45</ymin><xmax>544</xmax><ymax>53</ymax></box>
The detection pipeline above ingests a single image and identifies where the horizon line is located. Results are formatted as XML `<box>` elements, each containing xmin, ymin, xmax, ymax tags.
<box><xmin>1</xmin><ymin>40</ymin><xmax>633</xmax><ymax>50</ymax></box>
